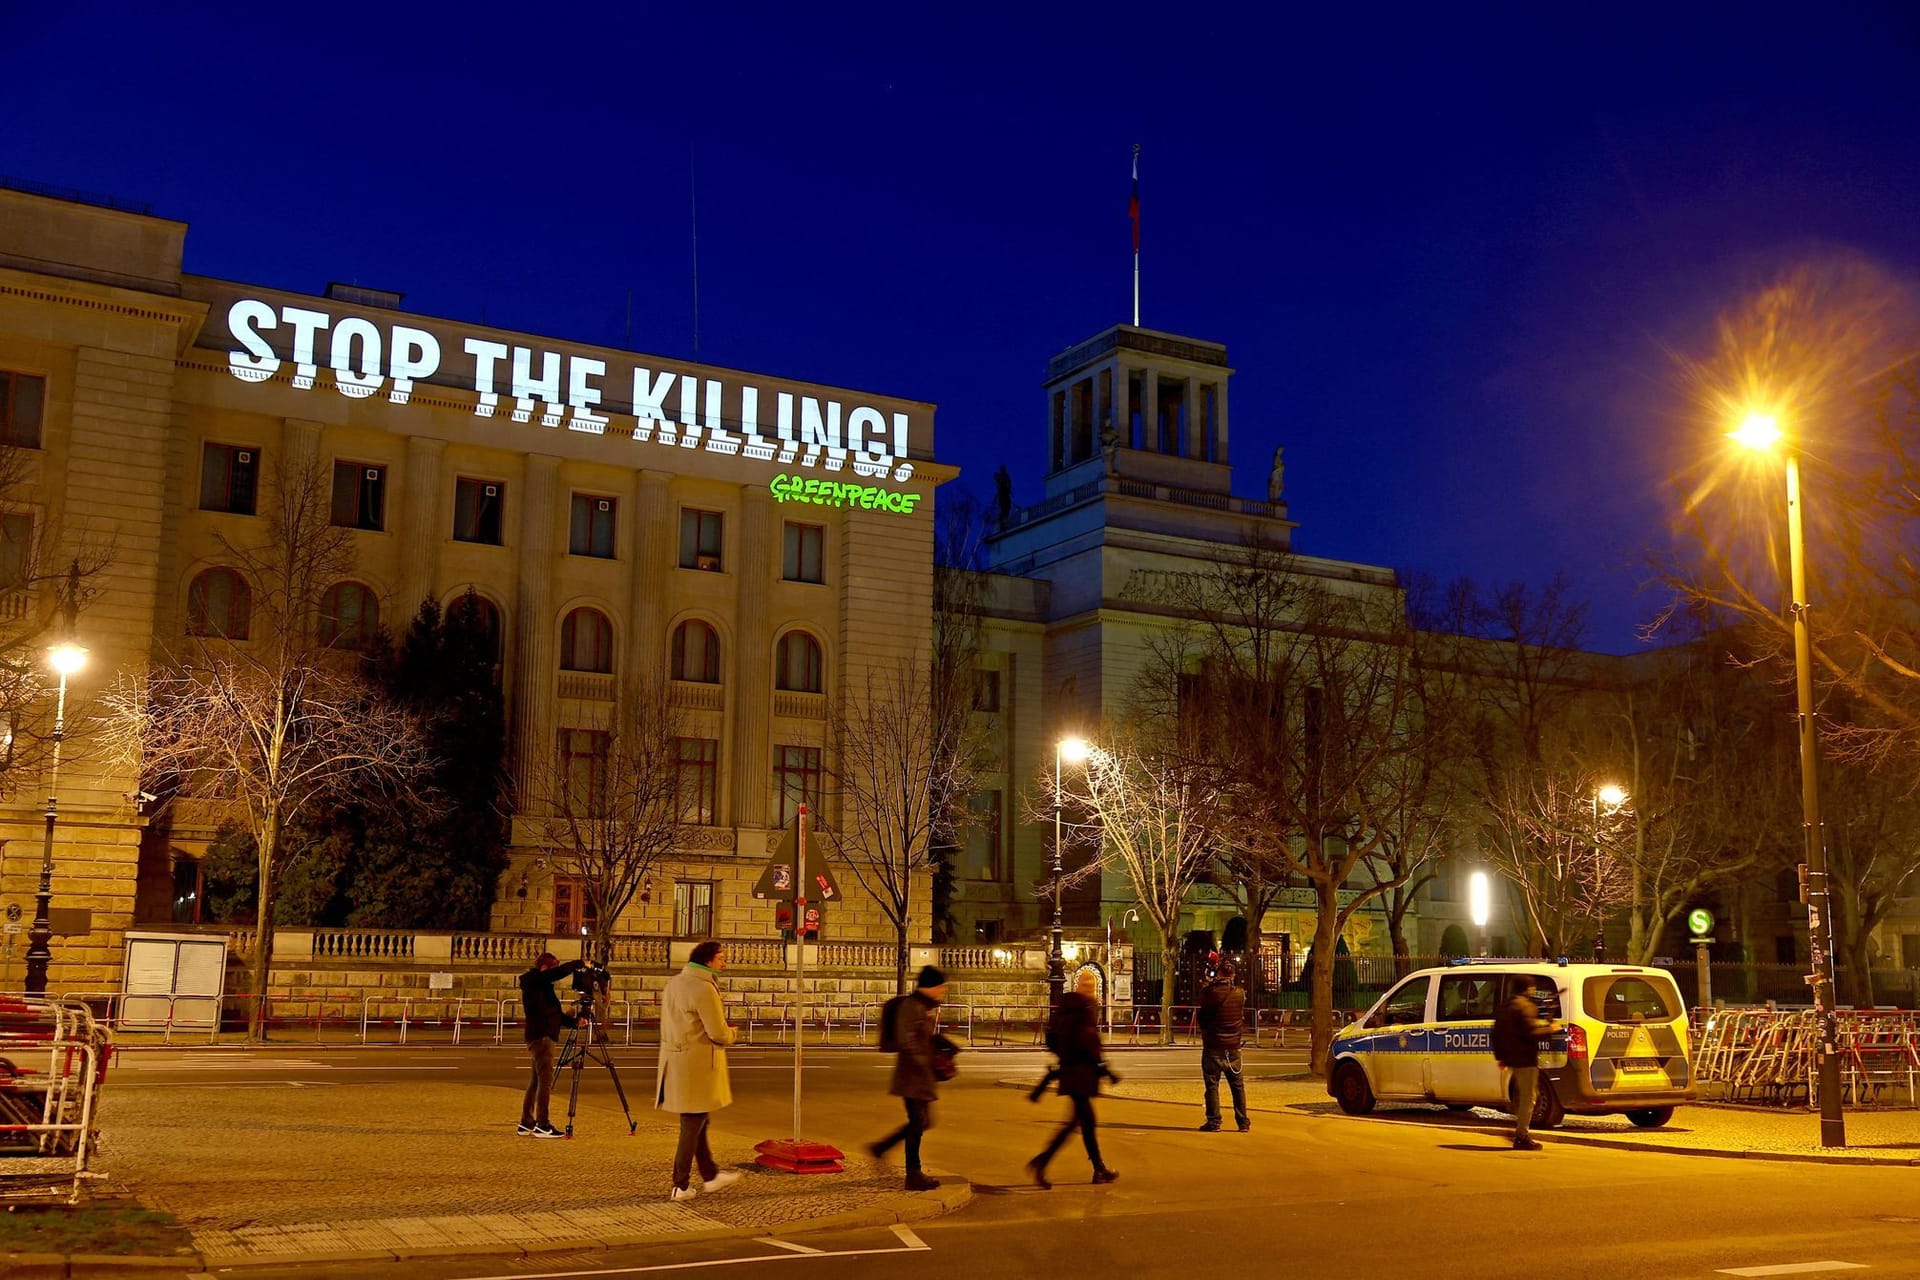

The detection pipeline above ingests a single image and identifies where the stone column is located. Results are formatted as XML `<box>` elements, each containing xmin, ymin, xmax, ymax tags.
<box><xmin>396</xmin><ymin>436</ymin><xmax>446</xmax><ymax>614</ymax></box>
<box><xmin>1113</xmin><ymin>362</ymin><xmax>1131</xmax><ymax>450</ymax></box>
<box><xmin>511</xmin><ymin>455</ymin><xmax>561</xmax><ymax>804</ymax></box>
<box><xmin>627</xmin><ymin>469</ymin><xmax>672</xmax><ymax>692</ymax></box>
<box><xmin>1142</xmin><ymin>369</ymin><xmax>1159</xmax><ymax>453</ymax></box>
<box><xmin>1185</xmin><ymin>377</ymin><xmax>1200</xmax><ymax>459</ymax></box>
<box><xmin>281</xmin><ymin>418</ymin><xmax>322</xmax><ymax>476</ymax></box>
<box><xmin>730</xmin><ymin>485</ymin><xmax>773</xmax><ymax>828</ymax></box>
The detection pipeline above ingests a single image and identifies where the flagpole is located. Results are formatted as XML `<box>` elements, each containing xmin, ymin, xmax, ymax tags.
<box><xmin>1131</xmin><ymin>144</ymin><xmax>1141</xmax><ymax>326</ymax></box>
<box><xmin>793</xmin><ymin>804</ymin><xmax>808</xmax><ymax>1143</ymax></box>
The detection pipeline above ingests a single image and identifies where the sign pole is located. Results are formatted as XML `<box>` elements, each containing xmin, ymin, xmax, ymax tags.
<box><xmin>792</xmin><ymin>804</ymin><xmax>808</xmax><ymax>1144</ymax></box>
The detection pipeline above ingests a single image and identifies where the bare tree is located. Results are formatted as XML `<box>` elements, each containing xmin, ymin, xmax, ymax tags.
<box><xmin>1145</xmin><ymin>561</ymin><xmax>1446</xmax><ymax>1075</ymax></box>
<box><xmin>926</xmin><ymin>490</ymin><xmax>992</xmax><ymax>943</ymax></box>
<box><xmin>826</xmin><ymin>657</ymin><xmax>977</xmax><ymax>992</ymax></box>
<box><xmin>109</xmin><ymin>455</ymin><xmax>430</xmax><ymax>1037</ymax></box>
<box><xmin>1479</xmin><ymin>766</ymin><xmax>1635</xmax><ymax>957</ymax></box>
<box><xmin>1047</xmin><ymin>733</ymin><xmax>1219</xmax><ymax>1044</ymax></box>
<box><xmin>530</xmin><ymin>675</ymin><xmax>687</xmax><ymax>964</ymax></box>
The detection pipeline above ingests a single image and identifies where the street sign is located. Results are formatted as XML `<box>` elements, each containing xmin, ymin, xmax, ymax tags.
<box><xmin>1687</xmin><ymin>907</ymin><xmax>1715</xmax><ymax>938</ymax></box>
<box><xmin>752</xmin><ymin>822</ymin><xmax>841</xmax><ymax>903</ymax></box>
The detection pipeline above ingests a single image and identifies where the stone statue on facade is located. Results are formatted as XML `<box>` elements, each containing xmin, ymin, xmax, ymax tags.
<box><xmin>1268</xmin><ymin>446</ymin><xmax>1285</xmax><ymax>503</ymax></box>
<box><xmin>991</xmin><ymin>464</ymin><xmax>1014</xmax><ymax>529</ymax></box>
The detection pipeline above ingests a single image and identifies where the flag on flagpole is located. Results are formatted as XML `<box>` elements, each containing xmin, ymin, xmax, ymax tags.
<box><xmin>1128</xmin><ymin>144</ymin><xmax>1141</xmax><ymax>254</ymax></box>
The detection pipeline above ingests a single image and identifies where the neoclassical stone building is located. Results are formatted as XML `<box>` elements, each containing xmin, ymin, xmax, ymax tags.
<box><xmin>0</xmin><ymin>184</ymin><xmax>945</xmax><ymax>992</ymax></box>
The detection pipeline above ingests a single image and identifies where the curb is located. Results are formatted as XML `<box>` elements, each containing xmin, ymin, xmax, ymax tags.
<box><xmin>47</xmin><ymin>1178</ymin><xmax>972</xmax><ymax>1275</ymax></box>
<box><xmin>1021</xmin><ymin>1078</ymin><xmax>1920</xmax><ymax>1169</ymax></box>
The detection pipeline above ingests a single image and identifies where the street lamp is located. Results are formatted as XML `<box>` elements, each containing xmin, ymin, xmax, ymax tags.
<box><xmin>24</xmin><ymin>643</ymin><xmax>87</xmax><ymax>997</ymax></box>
<box><xmin>1730</xmin><ymin>408</ymin><xmax>1846</xmax><ymax>1148</ymax></box>
<box><xmin>1592</xmin><ymin>784</ymin><xmax>1627</xmax><ymax>963</ymax></box>
<box><xmin>1469</xmin><ymin>871</ymin><xmax>1490</xmax><ymax>958</ymax></box>
<box><xmin>1051</xmin><ymin>736</ymin><xmax>1090</xmax><ymax>1005</ymax></box>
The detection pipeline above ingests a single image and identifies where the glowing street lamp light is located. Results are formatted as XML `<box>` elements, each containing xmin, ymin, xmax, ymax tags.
<box><xmin>24</xmin><ymin>643</ymin><xmax>88</xmax><ymax>997</ymax></box>
<box><xmin>1729</xmin><ymin>406</ymin><xmax>1846</xmax><ymax>1148</ymax></box>
<box><xmin>1050</xmin><ymin>736</ymin><xmax>1090</xmax><ymax>1004</ymax></box>
<box><xmin>1592</xmin><ymin>784</ymin><xmax>1627</xmax><ymax>962</ymax></box>
<box><xmin>1469</xmin><ymin>871</ymin><xmax>1491</xmax><ymax>958</ymax></box>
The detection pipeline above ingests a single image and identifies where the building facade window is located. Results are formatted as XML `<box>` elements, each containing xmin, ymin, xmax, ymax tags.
<box><xmin>331</xmin><ymin>462</ymin><xmax>386</xmax><ymax>531</ymax></box>
<box><xmin>199</xmin><ymin>443</ymin><xmax>259</xmax><ymax>515</ymax></box>
<box><xmin>453</xmin><ymin>477</ymin><xmax>504</xmax><ymax>544</ymax></box>
<box><xmin>674</xmin><ymin>880</ymin><xmax>715</xmax><ymax>938</ymax></box>
<box><xmin>187</xmin><ymin>567</ymin><xmax>252</xmax><ymax>639</ymax></box>
<box><xmin>679</xmin><ymin>509</ymin><xmax>723</xmax><ymax>571</ymax></box>
<box><xmin>672</xmin><ymin>620</ymin><xmax>722</xmax><ymax>683</ymax></box>
<box><xmin>559</xmin><ymin>728</ymin><xmax>611</xmax><ymax>815</ymax></box>
<box><xmin>973</xmin><ymin>670</ymin><xmax>1001</xmax><ymax>713</ymax></box>
<box><xmin>782</xmin><ymin>522</ymin><xmax>824</xmax><ymax>583</ymax></box>
<box><xmin>0</xmin><ymin>371</ymin><xmax>46</xmax><ymax>449</ymax></box>
<box><xmin>552</xmin><ymin>875</ymin><xmax>597</xmax><ymax>936</ymax></box>
<box><xmin>960</xmin><ymin>789</ymin><xmax>1003</xmax><ymax>880</ymax></box>
<box><xmin>318</xmin><ymin>581</ymin><xmax>378</xmax><ymax>649</ymax></box>
<box><xmin>772</xmin><ymin>744</ymin><xmax>823</xmax><ymax>828</ymax></box>
<box><xmin>570</xmin><ymin>494</ymin><xmax>617</xmax><ymax>558</ymax></box>
<box><xmin>774</xmin><ymin>631</ymin><xmax>823</xmax><ymax>693</ymax></box>
<box><xmin>560</xmin><ymin>607</ymin><xmax>614</xmax><ymax>673</ymax></box>
<box><xmin>674</xmin><ymin>736</ymin><xmax>719</xmax><ymax>825</ymax></box>
<box><xmin>0</xmin><ymin>512</ymin><xmax>32</xmax><ymax>597</ymax></box>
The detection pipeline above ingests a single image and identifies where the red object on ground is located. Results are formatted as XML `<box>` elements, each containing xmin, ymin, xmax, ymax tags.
<box><xmin>753</xmin><ymin>1137</ymin><xmax>844</xmax><ymax>1174</ymax></box>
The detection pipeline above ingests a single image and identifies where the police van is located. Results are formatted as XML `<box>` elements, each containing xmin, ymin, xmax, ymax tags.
<box><xmin>1326</xmin><ymin>960</ymin><xmax>1694</xmax><ymax>1129</ymax></box>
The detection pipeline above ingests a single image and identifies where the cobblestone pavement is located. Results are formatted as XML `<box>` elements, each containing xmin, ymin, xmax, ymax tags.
<box><xmin>1091</xmin><ymin>1072</ymin><xmax>1920</xmax><ymax>1162</ymax></box>
<box><xmin>93</xmin><ymin>1083</ymin><xmax>967</xmax><ymax>1265</ymax></box>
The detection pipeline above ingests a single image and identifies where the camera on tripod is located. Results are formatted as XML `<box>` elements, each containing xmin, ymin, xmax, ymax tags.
<box><xmin>571</xmin><ymin>960</ymin><xmax>611</xmax><ymax>1017</ymax></box>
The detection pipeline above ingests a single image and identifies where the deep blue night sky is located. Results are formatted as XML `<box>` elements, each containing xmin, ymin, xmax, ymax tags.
<box><xmin>8</xmin><ymin>5</ymin><xmax>1920</xmax><ymax>651</ymax></box>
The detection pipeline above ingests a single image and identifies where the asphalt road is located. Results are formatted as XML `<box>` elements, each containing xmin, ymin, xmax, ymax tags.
<box><xmin>112</xmin><ymin>1044</ymin><xmax>1920</xmax><ymax>1279</ymax></box>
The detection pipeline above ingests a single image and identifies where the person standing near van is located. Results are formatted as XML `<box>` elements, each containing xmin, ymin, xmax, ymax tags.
<box><xmin>1196</xmin><ymin>960</ymin><xmax>1249</xmax><ymax>1132</ymax></box>
<box><xmin>1491</xmin><ymin>974</ymin><xmax>1558</xmax><ymax>1151</ymax></box>
<box><xmin>657</xmin><ymin>941</ymin><xmax>744</xmax><ymax>1201</ymax></box>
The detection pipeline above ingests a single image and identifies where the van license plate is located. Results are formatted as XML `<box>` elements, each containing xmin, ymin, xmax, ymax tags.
<box><xmin>1621</xmin><ymin>1057</ymin><xmax>1661</xmax><ymax>1072</ymax></box>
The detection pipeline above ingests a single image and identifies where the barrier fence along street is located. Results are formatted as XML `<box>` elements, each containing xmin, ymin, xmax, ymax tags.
<box><xmin>0</xmin><ymin>995</ymin><xmax>111</xmax><ymax>1204</ymax></box>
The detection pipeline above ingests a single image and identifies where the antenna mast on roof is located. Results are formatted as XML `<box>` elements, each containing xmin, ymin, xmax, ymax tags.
<box><xmin>1129</xmin><ymin>144</ymin><xmax>1141</xmax><ymax>327</ymax></box>
<box><xmin>690</xmin><ymin>143</ymin><xmax>702</xmax><ymax>358</ymax></box>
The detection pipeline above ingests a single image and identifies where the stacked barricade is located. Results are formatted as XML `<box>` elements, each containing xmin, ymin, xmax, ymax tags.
<box><xmin>1694</xmin><ymin>1006</ymin><xmax>1920</xmax><ymax>1108</ymax></box>
<box><xmin>0</xmin><ymin>996</ymin><xmax>111</xmax><ymax>1204</ymax></box>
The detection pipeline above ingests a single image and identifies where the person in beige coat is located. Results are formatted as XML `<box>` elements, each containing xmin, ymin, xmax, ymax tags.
<box><xmin>656</xmin><ymin>940</ymin><xmax>742</xmax><ymax>1201</ymax></box>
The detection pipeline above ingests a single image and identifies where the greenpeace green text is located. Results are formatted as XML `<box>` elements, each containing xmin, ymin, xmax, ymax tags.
<box><xmin>770</xmin><ymin>474</ymin><xmax>922</xmax><ymax>513</ymax></box>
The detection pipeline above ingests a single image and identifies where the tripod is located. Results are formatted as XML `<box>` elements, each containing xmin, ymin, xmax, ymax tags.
<box><xmin>557</xmin><ymin>998</ymin><xmax>639</xmax><ymax>1138</ymax></box>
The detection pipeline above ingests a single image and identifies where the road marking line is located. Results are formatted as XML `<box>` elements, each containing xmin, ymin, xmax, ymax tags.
<box><xmin>891</xmin><ymin>1225</ymin><xmax>928</xmax><ymax>1249</ymax></box>
<box><xmin>457</xmin><ymin>1238</ymin><xmax>931</xmax><ymax>1278</ymax></box>
<box><xmin>756</xmin><ymin>1239</ymin><xmax>823</xmax><ymax>1254</ymax></box>
<box><xmin>1718</xmin><ymin>1264</ymin><xmax>1869</xmax><ymax>1276</ymax></box>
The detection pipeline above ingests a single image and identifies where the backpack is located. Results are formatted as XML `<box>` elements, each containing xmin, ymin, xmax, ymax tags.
<box><xmin>878</xmin><ymin>994</ymin><xmax>908</xmax><ymax>1053</ymax></box>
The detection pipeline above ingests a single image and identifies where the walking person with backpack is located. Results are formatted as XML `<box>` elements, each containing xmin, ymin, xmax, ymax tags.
<box><xmin>868</xmin><ymin>965</ymin><xmax>947</xmax><ymax>1191</ymax></box>
<box><xmin>1027</xmin><ymin>969</ymin><xmax>1120</xmax><ymax>1188</ymax></box>
<box><xmin>1196</xmin><ymin>959</ymin><xmax>1249</xmax><ymax>1132</ymax></box>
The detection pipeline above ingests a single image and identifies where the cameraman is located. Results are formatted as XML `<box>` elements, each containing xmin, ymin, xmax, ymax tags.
<box><xmin>518</xmin><ymin>951</ymin><xmax>588</xmax><ymax>1138</ymax></box>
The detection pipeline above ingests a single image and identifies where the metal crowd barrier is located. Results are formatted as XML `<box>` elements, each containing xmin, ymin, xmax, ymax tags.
<box><xmin>0</xmin><ymin>995</ymin><xmax>111</xmax><ymax>1204</ymax></box>
<box><xmin>1694</xmin><ymin>1006</ymin><xmax>1920</xmax><ymax>1108</ymax></box>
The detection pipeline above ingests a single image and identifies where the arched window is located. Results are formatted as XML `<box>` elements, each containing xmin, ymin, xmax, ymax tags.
<box><xmin>774</xmin><ymin>631</ymin><xmax>823</xmax><ymax>693</ymax></box>
<box><xmin>671</xmin><ymin>620</ymin><xmax>722</xmax><ymax>684</ymax></box>
<box><xmin>318</xmin><ymin>581</ymin><xmax>379</xmax><ymax>649</ymax></box>
<box><xmin>559</xmin><ymin>607</ymin><xmax>614</xmax><ymax>673</ymax></box>
<box><xmin>187</xmin><ymin>568</ymin><xmax>252</xmax><ymax>639</ymax></box>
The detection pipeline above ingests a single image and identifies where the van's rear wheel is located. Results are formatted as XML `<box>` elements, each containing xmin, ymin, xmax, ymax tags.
<box><xmin>1626</xmin><ymin>1106</ymin><xmax>1674</xmax><ymax>1129</ymax></box>
<box><xmin>1509</xmin><ymin>1076</ymin><xmax>1565</xmax><ymax>1129</ymax></box>
<box><xmin>1333</xmin><ymin>1061</ymin><xmax>1375</xmax><ymax>1115</ymax></box>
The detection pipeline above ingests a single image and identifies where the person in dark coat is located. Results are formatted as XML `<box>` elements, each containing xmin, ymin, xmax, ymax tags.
<box><xmin>517</xmin><ymin>951</ymin><xmax>586</xmax><ymax>1137</ymax></box>
<box><xmin>868</xmin><ymin>965</ymin><xmax>946</xmax><ymax>1191</ymax></box>
<box><xmin>1027</xmin><ymin>970</ymin><xmax>1120</xmax><ymax>1188</ymax></box>
<box><xmin>1197</xmin><ymin>960</ymin><xmax>1249</xmax><ymax>1132</ymax></box>
<box><xmin>1491</xmin><ymin>974</ymin><xmax>1558</xmax><ymax>1151</ymax></box>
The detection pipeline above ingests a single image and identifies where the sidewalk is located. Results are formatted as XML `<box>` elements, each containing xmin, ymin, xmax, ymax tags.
<box><xmin>45</xmin><ymin>1081</ymin><xmax>967</xmax><ymax>1272</ymax></box>
<box><xmin>1092</xmin><ymin>1072</ymin><xmax>1920</xmax><ymax>1165</ymax></box>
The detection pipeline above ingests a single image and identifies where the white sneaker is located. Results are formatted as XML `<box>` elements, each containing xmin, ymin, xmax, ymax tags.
<box><xmin>670</xmin><ymin>1184</ymin><xmax>699</xmax><ymax>1202</ymax></box>
<box><xmin>702</xmin><ymin>1169</ymin><xmax>743</xmax><ymax>1194</ymax></box>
